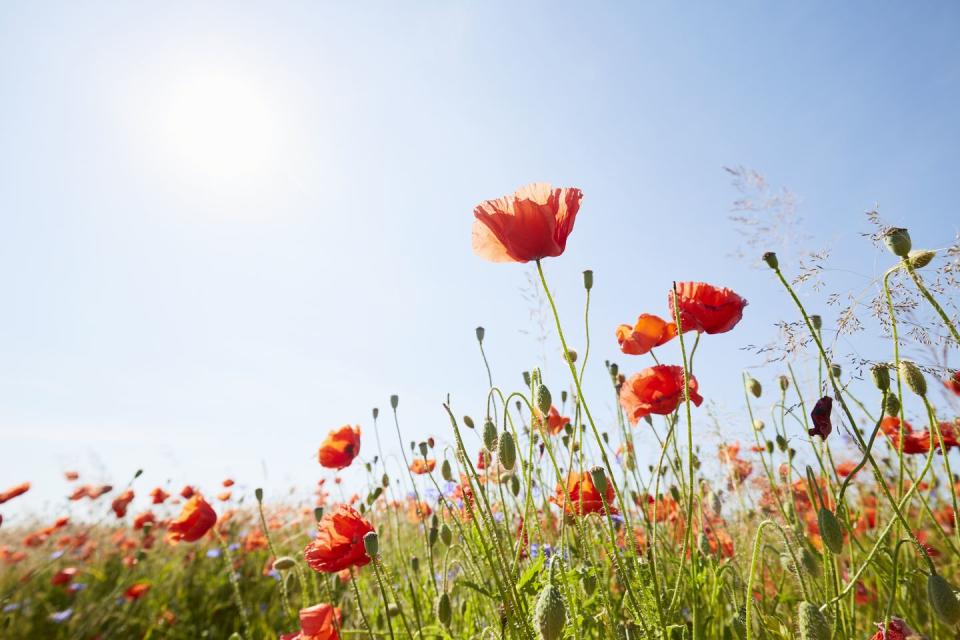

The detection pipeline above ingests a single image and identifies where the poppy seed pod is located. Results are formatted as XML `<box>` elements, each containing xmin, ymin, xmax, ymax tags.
<box><xmin>390</xmin><ymin>395</ymin><xmax>399</xmax><ymax>409</ymax></box>
<box><xmin>927</xmin><ymin>573</ymin><xmax>960</xmax><ymax>626</ymax></box>
<box><xmin>482</xmin><ymin>419</ymin><xmax>498</xmax><ymax>451</ymax></box>
<box><xmin>779</xmin><ymin>375</ymin><xmax>790</xmax><ymax>392</ymax></box>
<box><xmin>255</xmin><ymin>487</ymin><xmax>264</xmax><ymax>502</ymax></box>
<box><xmin>536</xmin><ymin>385</ymin><xmax>552</xmax><ymax>415</ymax></box>
<box><xmin>810</xmin><ymin>315</ymin><xmax>822</xmax><ymax>330</ymax></box>
<box><xmin>797</xmin><ymin>601</ymin><xmax>831</xmax><ymax>640</ymax></box>
<box><xmin>418</xmin><ymin>442</ymin><xmax>428</xmax><ymax>457</ymax></box>
<box><xmin>883</xmin><ymin>227</ymin><xmax>912</xmax><ymax>257</ymax></box>
<box><xmin>589</xmin><ymin>466</ymin><xmax>608</xmax><ymax>497</ymax></box>
<box><xmin>870</xmin><ymin>364</ymin><xmax>890</xmax><ymax>391</ymax></box>
<box><xmin>899</xmin><ymin>360</ymin><xmax>927</xmax><ymax>396</ymax></box>
<box><xmin>475</xmin><ymin>326</ymin><xmax>485</xmax><ymax>343</ymax></box>
<box><xmin>817</xmin><ymin>508</ymin><xmax>844</xmax><ymax>555</ymax></box>
<box><xmin>273</xmin><ymin>556</ymin><xmax>296</xmax><ymax>571</ymax></box>
<box><xmin>762</xmin><ymin>251</ymin><xmax>778</xmax><ymax>269</ymax></box>
<box><xmin>534</xmin><ymin>558</ymin><xmax>567</xmax><ymax>640</ymax></box>
<box><xmin>908</xmin><ymin>249</ymin><xmax>936</xmax><ymax>269</ymax></box>
<box><xmin>411</xmin><ymin>555</ymin><xmax>419</xmax><ymax>572</ymax></box>
<box><xmin>436</xmin><ymin>592</ymin><xmax>452</xmax><ymax>627</ymax></box>
<box><xmin>582</xmin><ymin>269</ymin><xmax>593</xmax><ymax>291</ymax></box>
<box><xmin>441</xmin><ymin>459</ymin><xmax>453</xmax><ymax>482</ymax></box>
<box><xmin>746</xmin><ymin>377</ymin><xmax>762</xmax><ymax>398</ymax></box>
<box><xmin>498</xmin><ymin>431</ymin><xmax>517</xmax><ymax>470</ymax></box>
<box><xmin>314</xmin><ymin>507</ymin><xmax>324</xmax><ymax>522</ymax></box>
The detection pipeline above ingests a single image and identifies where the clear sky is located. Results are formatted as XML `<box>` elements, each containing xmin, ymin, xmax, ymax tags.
<box><xmin>2</xmin><ymin>2</ymin><xmax>958</xmax><ymax>517</ymax></box>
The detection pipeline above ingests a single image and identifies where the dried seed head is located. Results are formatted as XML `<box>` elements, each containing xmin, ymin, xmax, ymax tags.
<box><xmin>883</xmin><ymin>227</ymin><xmax>912</xmax><ymax>257</ymax></box>
<box><xmin>753</xmin><ymin>419</ymin><xmax>765</xmax><ymax>431</ymax></box>
<box><xmin>899</xmin><ymin>360</ymin><xmax>927</xmax><ymax>397</ymax></box>
<box><xmin>390</xmin><ymin>394</ymin><xmax>399</xmax><ymax>409</ymax></box>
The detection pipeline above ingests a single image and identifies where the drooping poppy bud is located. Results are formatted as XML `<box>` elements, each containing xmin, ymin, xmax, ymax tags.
<box><xmin>498</xmin><ymin>431</ymin><xmax>517</xmax><ymax>471</ymax></box>
<box><xmin>928</xmin><ymin>573</ymin><xmax>960</xmax><ymax>625</ymax></box>
<box><xmin>746</xmin><ymin>377</ymin><xmax>762</xmax><ymax>398</ymax></box>
<box><xmin>436</xmin><ymin>592</ymin><xmax>452</xmax><ymax>627</ymax></box>
<box><xmin>797</xmin><ymin>601</ymin><xmax>831</xmax><ymax>640</ymax></box>
<box><xmin>808</xmin><ymin>396</ymin><xmax>833</xmax><ymax>440</ymax></box>
<box><xmin>817</xmin><ymin>507</ymin><xmax>844</xmax><ymax>555</ymax></box>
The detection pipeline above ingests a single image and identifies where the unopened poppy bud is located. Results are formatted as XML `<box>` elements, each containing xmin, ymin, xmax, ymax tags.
<box><xmin>534</xmin><ymin>558</ymin><xmax>567</xmax><ymax>640</ymax></box>
<box><xmin>817</xmin><ymin>508</ymin><xmax>844</xmax><ymax>555</ymax></box>
<box><xmin>255</xmin><ymin>488</ymin><xmax>263</xmax><ymax>503</ymax></box>
<box><xmin>765</xmin><ymin>440</ymin><xmax>774</xmax><ymax>454</ymax></box>
<box><xmin>411</xmin><ymin>555</ymin><xmax>419</xmax><ymax>572</ymax></box>
<box><xmin>609</xmin><ymin>362</ymin><xmax>619</xmax><ymax>378</ymax></box>
<box><xmin>582</xmin><ymin>270</ymin><xmax>593</xmax><ymax>291</ymax></box>
<box><xmin>522</xmin><ymin>371</ymin><xmax>531</xmax><ymax>387</ymax></box>
<box><xmin>779</xmin><ymin>375</ymin><xmax>790</xmax><ymax>392</ymax></box>
<box><xmin>409</xmin><ymin>440</ymin><xmax>416</xmax><ymax>452</ymax></box>
<box><xmin>927</xmin><ymin>573</ymin><xmax>960</xmax><ymax>625</ymax></box>
<box><xmin>775</xmin><ymin>435</ymin><xmax>788</xmax><ymax>451</ymax></box>
<box><xmin>762</xmin><ymin>251</ymin><xmax>778</xmax><ymax>269</ymax></box>
<box><xmin>810</xmin><ymin>315</ymin><xmax>822</xmax><ymax>330</ymax></box>
<box><xmin>801</xmin><ymin>548</ymin><xmax>822</xmax><ymax>579</ymax></box>
<box><xmin>387</xmin><ymin>603</ymin><xmax>400</xmax><ymax>618</ymax></box>
<box><xmin>883</xmin><ymin>227</ymin><xmax>912</xmax><ymax>258</ymax></box>
<box><xmin>589</xmin><ymin>466</ymin><xmax>608</xmax><ymax>496</ymax></box>
<box><xmin>228</xmin><ymin>634</ymin><xmax>242</xmax><ymax>640</ymax></box>
<box><xmin>368</xmin><ymin>487</ymin><xmax>383</xmax><ymax>503</ymax></box>
<box><xmin>441</xmin><ymin>459</ymin><xmax>453</xmax><ymax>482</ymax></box>
<box><xmin>274</xmin><ymin>556</ymin><xmax>296</xmax><ymax>571</ymax></box>
<box><xmin>498</xmin><ymin>431</ymin><xmax>517</xmax><ymax>470</ymax></box>
<box><xmin>536</xmin><ymin>385</ymin><xmax>552</xmax><ymax>415</ymax></box>
<box><xmin>381</xmin><ymin>473</ymin><xmax>389</xmax><ymax>488</ymax></box>
<box><xmin>418</xmin><ymin>442</ymin><xmax>428</xmax><ymax>457</ymax></box>
<box><xmin>908</xmin><ymin>249</ymin><xmax>936</xmax><ymax>269</ymax></box>
<box><xmin>670</xmin><ymin>486</ymin><xmax>681</xmax><ymax>502</ymax></box>
<box><xmin>871</xmin><ymin>364</ymin><xmax>890</xmax><ymax>391</ymax></box>
<box><xmin>436</xmin><ymin>592</ymin><xmax>452</xmax><ymax>627</ymax></box>
<box><xmin>746</xmin><ymin>377</ymin><xmax>762</xmax><ymax>398</ymax></box>
<box><xmin>364</xmin><ymin>462</ymin><xmax>372</xmax><ymax>473</ymax></box>
<box><xmin>753</xmin><ymin>419</ymin><xmax>765</xmax><ymax>431</ymax></box>
<box><xmin>372</xmin><ymin>407</ymin><xmax>379</xmax><ymax>419</ymax></box>
<box><xmin>440</xmin><ymin>523</ymin><xmax>453</xmax><ymax>546</ymax></box>
<box><xmin>475</xmin><ymin>326</ymin><xmax>485</xmax><ymax>343</ymax></box>
<box><xmin>797</xmin><ymin>601</ymin><xmax>831</xmax><ymax>640</ymax></box>
<box><xmin>828</xmin><ymin>364</ymin><xmax>841</xmax><ymax>380</ymax></box>
<box><xmin>884</xmin><ymin>393</ymin><xmax>900</xmax><ymax>417</ymax></box>
<box><xmin>134</xmin><ymin>469</ymin><xmax>143</xmax><ymax>478</ymax></box>
<box><xmin>509</xmin><ymin>474</ymin><xmax>521</xmax><ymax>496</ymax></box>
<box><xmin>390</xmin><ymin>394</ymin><xmax>399</xmax><ymax>409</ymax></box>
<box><xmin>565</xmin><ymin>349</ymin><xmax>577</xmax><ymax>363</ymax></box>
<box><xmin>463</xmin><ymin>415</ymin><xmax>475</xmax><ymax>429</ymax></box>
<box><xmin>314</xmin><ymin>507</ymin><xmax>324</xmax><ymax>522</ymax></box>
<box><xmin>482</xmin><ymin>419</ymin><xmax>498</xmax><ymax>451</ymax></box>
<box><xmin>900</xmin><ymin>360</ymin><xmax>927</xmax><ymax>396</ymax></box>
<box><xmin>581</xmin><ymin>571</ymin><xmax>597</xmax><ymax>595</ymax></box>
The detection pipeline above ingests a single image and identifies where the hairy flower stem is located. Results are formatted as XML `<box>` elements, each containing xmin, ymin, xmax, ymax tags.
<box><xmin>903</xmin><ymin>260</ymin><xmax>960</xmax><ymax>344</ymax></box>
<box><xmin>215</xmin><ymin>530</ymin><xmax>252</xmax><ymax>640</ymax></box>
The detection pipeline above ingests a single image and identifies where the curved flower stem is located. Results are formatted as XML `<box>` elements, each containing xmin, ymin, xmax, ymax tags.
<box><xmin>904</xmin><ymin>260</ymin><xmax>960</xmax><ymax>344</ymax></box>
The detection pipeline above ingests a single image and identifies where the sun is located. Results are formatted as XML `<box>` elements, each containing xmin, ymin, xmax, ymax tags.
<box><xmin>154</xmin><ymin>65</ymin><xmax>283</xmax><ymax>189</ymax></box>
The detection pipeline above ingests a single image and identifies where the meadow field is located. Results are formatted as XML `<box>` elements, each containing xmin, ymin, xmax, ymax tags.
<box><xmin>2</xmin><ymin>184</ymin><xmax>960</xmax><ymax>640</ymax></box>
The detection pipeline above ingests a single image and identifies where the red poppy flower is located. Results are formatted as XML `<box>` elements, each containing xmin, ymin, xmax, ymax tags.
<box><xmin>619</xmin><ymin>365</ymin><xmax>703</xmax><ymax>424</ymax></box>
<box><xmin>149</xmin><ymin>487</ymin><xmax>170</xmax><ymax>504</ymax></box>
<box><xmin>167</xmin><ymin>495</ymin><xmax>217</xmax><ymax>543</ymax></box>
<box><xmin>51</xmin><ymin>567</ymin><xmax>78</xmax><ymax>586</ymax></box>
<box><xmin>669</xmin><ymin>282</ymin><xmax>747</xmax><ymax>334</ymax></box>
<box><xmin>869</xmin><ymin>618</ymin><xmax>914</xmax><ymax>640</ymax></box>
<box><xmin>535</xmin><ymin>405</ymin><xmax>571</xmax><ymax>436</ymax></box>
<box><xmin>550</xmin><ymin>471</ymin><xmax>616</xmax><ymax>516</ymax></box>
<box><xmin>0</xmin><ymin>482</ymin><xmax>30</xmax><ymax>505</ymax></box>
<box><xmin>180</xmin><ymin>485</ymin><xmax>195</xmax><ymax>499</ymax></box>
<box><xmin>304</xmin><ymin>505</ymin><xmax>374</xmax><ymax>573</ymax></box>
<box><xmin>318</xmin><ymin>425</ymin><xmax>361</xmax><ymax>470</ymax></box>
<box><xmin>222</xmin><ymin>478</ymin><xmax>234</xmax><ymax>487</ymax></box>
<box><xmin>124</xmin><ymin>582</ymin><xmax>151</xmax><ymax>601</ymax></box>
<box><xmin>409</xmin><ymin>459</ymin><xmax>436</xmax><ymax>475</ymax></box>
<box><xmin>616</xmin><ymin>314</ymin><xmax>678</xmax><ymax>355</ymax></box>
<box><xmin>472</xmin><ymin>183</ymin><xmax>583</xmax><ymax>263</ymax></box>
<box><xmin>836</xmin><ymin>461</ymin><xmax>859</xmax><ymax>477</ymax></box>
<box><xmin>809</xmin><ymin>396</ymin><xmax>833</xmax><ymax>440</ymax></box>
<box><xmin>64</xmin><ymin>471</ymin><xmax>79</xmax><ymax>482</ymax></box>
<box><xmin>132</xmin><ymin>511</ymin><xmax>156</xmax><ymax>531</ymax></box>
<box><xmin>216</xmin><ymin>491</ymin><xmax>232</xmax><ymax>502</ymax></box>
<box><xmin>111</xmin><ymin>489</ymin><xmax>135</xmax><ymax>518</ymax></box>
<box><xmin>281</xmin><ymin>603</ymin><xmax>343</xmax><ymax>640</ymax></box>
<box><xmin>946</xmin><ymin>371</ymin><xmax>960</xmax><ymax>396</ymax></box>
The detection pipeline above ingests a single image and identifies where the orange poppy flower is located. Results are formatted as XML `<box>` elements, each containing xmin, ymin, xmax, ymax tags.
<box><xmin>550</xmin><ymin>471</ymin><xmax>617</xmax><ymax>516</ymax></box>
<box><xmin>669</xmin><ymin>282</ymin><xmax>747</xmax><ymax>335</ymax></box>
<box><xmin>64</xmin><ymin>471</ymin><xmax>79</xmax><ymax>482</ymax></box>
<box><xmin>409</xmin><ymin>459</ymin><xmax>436</xmax><ymax>475</ymax></box>
<box><xmin>167</xmin><ymin>495</ymin><xmax>217</xmax><ymax>543</ymax></box>
<box><xmin>132</xmin><ymin>511</ymin><xmax>156</xmax><ymax>530</ymax></box>
<box><xmin>535</xmin><ymin>405</ymin><xmax>571</xmax><ymax>436</ymax></box>
<box><xmin>0</xmin><ymin>482</ymin><xmax>30</xmax><ymax>505</ymax></box>
<box><xmin>836</xmin><ymin>461</ymin><xmax>859</xmax><ymax>477</ymax></box>
<box><xmin>111</xmin><ymin>489</ymin><xmax>135</xmax><ymax>518</ymax></box>
<box><xmin>281</xmin><ymin>603</ymin><xmax>343</xmax><ymax>640</ymax></box>
<box><xmin>616</xmin><ymin>314</ymin><xmax>678</xmax><ymax>355</ymax></box>
<box><xmin>180</xmin><ymin>485</ymin><xmax>195</xmax><ymax>499</ymax></box>
<box><xmin>149</xmin><ymin>487</ymin><xmax>170</xmax><ymax>504</ymax></box>
<box><xmin>217</xmin><ymin>491</ymin><xmax>232</xmax><ymax>501</ymax></box>
<box><xmin>318</xmin><ymin>425</ymin><xmax>361</xmax><ymax>470</ymax></box>
<box><xmin>304</xmin><ymin>505</ymin><xmax>374</xmax><ymax>573</ymax></box>
<box><xmin>471</xmin><ymin>183</ymin><xmax>583</xmax><ymax>263</ymax></box>
<box><xmin>222</xmin><ymin>478</ymin><xmax>235</xmax><ymax>487</ymax></box>
<box><xmin>124</xmin><ymin>582</ymin><xmax>151</xmax><ymax>601</ymax></box>
<box><xmin>619</xmin><ymin>365</ymin><xmax>703</xmax><ymax>424</ymax></box>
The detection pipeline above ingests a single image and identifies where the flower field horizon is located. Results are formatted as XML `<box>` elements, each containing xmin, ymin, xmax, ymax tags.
<box><xmin>2</xmin><ymin>181</ymin><xmax>960</xmax><ymax>640</ymax></box>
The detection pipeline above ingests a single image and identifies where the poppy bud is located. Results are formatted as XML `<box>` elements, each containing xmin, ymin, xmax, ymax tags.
<box><xmin>871</xmin><ymin>364</ymin><xmax>890</xmax><ymax>391</ymax></box>
<box><xmin>817</xmin><ymin>508</ymin><xmax>844</xmax><ymax>555</ymax></box>
<box><xmin>779</xmin><ymin>375</ymin><xmax>790</xmax><ymax>392</ymax></box>
<box><xmin>565</xmin><ymin>349</ymin><xmax>577</xmax><ymax>363</ymax></box>
<box><xmin>440</xmin><ymin>523</ymin><xmax>453</xmax><ymax>546</ymax></box>
<box><xmin>482</xmin><ymin>419</ymin><xmax>498</xmax><ymax>451</ymax></box>
<box><xmin>581</xmin><ymin>571</ymin><xmax>597</xmax><ymax>595</ymax></box>
<box><xmin>908</xmin><ymin>249</ymin><xmax>936</xmax><ymax>269</ymax></box>
<box><xmin>746</xmin><ymin>377</ymin><xmax>762</xmax><ymax>398</ymax></box>
<box><xmin>428</xmin><ymin>524</ymin><xmax>438</xmax><ymax>547</ymax></box>
<box><xmin>766</xmin><ymin>440</ymin><xmax>774</xmax><ymax>454</ymax></box>
<box><xmin>436</xmin><ymin>592</ymin><xmax>452</xmax><ymax>627</ymax></box>
<box><xmin>418</xmin><ymin>442</ymin><xmax>428</xmax><ymax>457</ymax></box>
<box><xmin>273</xmin><ymin>556</ymin><xmax>296</xmax><ymax>571</ymax></box>
<box><xmin>463</xmin><ymin>415</ymin><xmax>475</xmax><ymax>429</ymax></box>
<box><xmin>589</xmin><ymin>466</ymin><xmax>608</xmax><ymax>497</ymax></box>
<box><xmin>775</xmin><ymin>435</ymin><xmax>788</xmax><ymax>451</ymax></box>
<box><xmin>762</xmin><ymin>251</ymin><xmax>778</xmax><ymax>269</ymax></box>
<box><xmin>228</xmin><ymin>634</ymin><xmax>242</xmax><ymax>640</ymax></box>
<box><xmin>255</xmin><ymin>488</ymin><xmax>263</xmax><ymax>503</ymax></box>
<box><xmin>534</xmin><ymin>558</ymin><xmax>567</xmax><ymax>640</ymax></box>
<box><xmin>373</xmin><ymin>407</ymin><xmax>379</xmax><ymax>419</ymax></box>
<box><xmin>753</xmin><ymin>419</ymin><xmax>765</xmax><ymax>431</ymax></box>
<box><xmin>387</xmin><ymin>603</ymin><xmax>400</xmax><ymax>618</ymax></box>
<box><xmin>883</xmin><ymin>227</ymin><xmax>912</xmax><ymax>258</ymax></box>
<box><xmin>390</xmin><ymin>395</ymin><xmax>399</xmax><ymax>409</ymax></box>
<box><xmin>441</xmin><ymin>460</ymin><xmax>453</xmax><ymax>482</ymax></box>
<box><xmin>801</xmin><ymin>548</ymin><xmax>822</xmax><ymax>579</ymax></box>
<box><xmin>899</xmin><ymin>360</ymin><xmax>927</xmax><ymax>396</ymax></box>
<box><xmin>314</xmin><ymin>507</ymin><xmax>324</xmax><ymax>522</ymax></box>
<box><xmin>498</xmin><ymin>431</ymin><xmax>517</xmax><ymax>470</ymax></box>
<box><xmin>927</xmin><ymin>573</ymin><xmax>960</xmax><ymax>626</ymax></box>
<box><xmin>476</xmin><ymin>326</ymin><xmax>485</xmax><ymax>343</ymax></box>
<box><xmin>810</xmin><ymin>315</ymin><xmax>822</xmax><ymax>330</ymax></box>
<box><xmin>134</xmin><ymin>469</ymin><xmax>143</xmax><ymax>478</ymax></box>
<box><xmin>509</xmin><ymin>474</ymin><xmax>521</xmax><ymax>497</ymax></box>
<box><xmin>797</xmin><ymin>601</ymin><xmax>831</xmax><ymax>640</ymax></box>
<box><xmin>829</xmin><ymin>363</ymin><xmax>841</xmax><ymax>380</ymax></box>
<box><xmin>536</xmin><ymin>385</ymin><xmax>552</xmax><ymax>415</ymax></box>
<box><xmin>411</xmin><ymin>555</ymin><xmax>419</xmax><ymax>572</ymax></box>
<box><xmin>670</xmin><ymin>486</ymin><xmax>681</xmax><ymax>502</ymax></box>
<box><xmin>523</xmin><ymin>371</ymin><xmax>532</xmax><ymax>387</ymax></box>
<box><xmin>884</xmin><ymin>393</ymin><xmax>900</xmax><ymax>417</ymax></box>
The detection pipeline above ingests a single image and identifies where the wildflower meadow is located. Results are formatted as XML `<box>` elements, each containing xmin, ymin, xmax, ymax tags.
<box><xmin>2</xmin><ymin>182</ymin><xmax>959</xmax><ymax>640</ymax></box>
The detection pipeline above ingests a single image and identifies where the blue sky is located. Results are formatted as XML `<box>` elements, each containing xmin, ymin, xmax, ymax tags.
<box><xmin>1</xmin><ymin>2</ymin><xmax>958</xmax><ymax>517</ymax></box>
